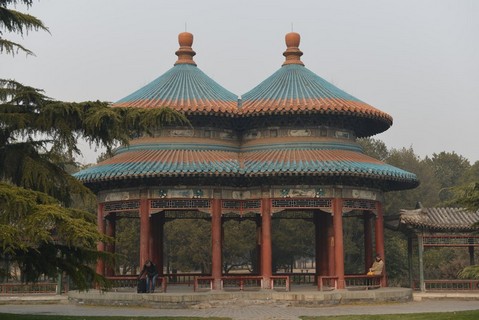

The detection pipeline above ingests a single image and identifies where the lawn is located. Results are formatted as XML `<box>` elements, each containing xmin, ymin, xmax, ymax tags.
<box><xmin>2</xmin><ymin>311</ymin><xmax>479</xmax><ymax>320</ymax></box>
<box><xmin>300</xmin><ymin>310</ymin><xmax>479</xmax><ymax>320</ymax></box>
<box><xmin>0</xmin><ymin>316</ymin><xmax>229</xmax><ymax>320</ymax></box>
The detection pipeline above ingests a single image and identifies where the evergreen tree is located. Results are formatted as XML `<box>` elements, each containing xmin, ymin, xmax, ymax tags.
<box><xmin>425</xmin><ymin>151</ymin><xmax>471</xmax><ymax>202</ymax></box>
<box><xmin>0</xmin><ymin>0</ymin><xmax>48</xmax><ymax>56</ymax></box>
<box><xmin>0</xmin><ymin>1</ymin><xmax>187</xmax><ymax>288</ymax></box>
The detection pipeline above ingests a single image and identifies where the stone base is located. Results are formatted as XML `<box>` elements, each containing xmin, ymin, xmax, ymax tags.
<box><xmin>68</xmin><ymin>287</ymin><xmax>412</xmax><ymax>309</ymax></box>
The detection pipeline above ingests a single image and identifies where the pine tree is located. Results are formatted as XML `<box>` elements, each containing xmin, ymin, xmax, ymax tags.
<box><xmin>0</xmin><ymin>0</ymin><xmax>48</xmax><ymax>56</ymax></box>
<box><xmin>0</xmin><ymin>1</ymin><xmax>187</xmax><ymax>289</ymax></box>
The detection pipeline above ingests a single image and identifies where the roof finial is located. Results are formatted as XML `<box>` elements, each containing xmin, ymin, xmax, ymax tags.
<box><xmin>282</xmin><ymin>32</ymin><xmax>304</xmax><ymax>66</ymax></box>
<box><xmin>175</xmin><ymin>32</ymin><xmax>197</xmax><ymax>66</ymax></box>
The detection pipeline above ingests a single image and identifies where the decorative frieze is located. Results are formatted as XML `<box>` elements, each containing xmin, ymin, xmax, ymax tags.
<box><xmin>100</xmin><ymin>190</ymin><xmax>140</xmax><ymax>202</ymax></box>
<box><xmin>221</xmin><ymin>199</ymin><xmax>262</xmax><ymax>215</ymax></box>
<box><xmin>150</xmin><ymin>199</ymin><xmax>211</xmax><ymax>210</ymax></box>
<box><xmin>271</xmin><ymin>198</ymin><xmax>332</xmax><ymax>212</ymax></box>
<box><xmin>343</xmin><ymin>199</ymin><xmax>377</xmax><ymax>212</ymax></box>
<box><xmin>104</xmin><ymin>200</ymin><xmax>140</xmax><ymax>213</ymax></box>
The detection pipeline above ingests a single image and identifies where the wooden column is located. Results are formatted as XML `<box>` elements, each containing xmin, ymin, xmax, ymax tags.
<box><xmin>105</xmin><ymin>213</ymin><xmax>116</xmax><ymax>276</ymax></box>
<box><xmin>469</xmin><ymin>240</ymin><xmax>475</xmax><ymax>266</ymax></box>
<box><xmin>363</xmin><ymin>212</ymin><xmax>373</xmax><ymax>273</ymax></box>
<box><xmin>255</xmin><ymin>215</ymin><xmax>262</xmax><ymax>274</ymax></box>
<box><xmin>407</xmin><ymin>234</ymin><xmax>414</xmax><ymax>289</ymax></box>
<box><xmin>96</xmin><ymin>203</ymin><xmax>106</xmax><ymax>276</ymax></box>
<box><xmin>314</xmin><ymin>213</ymin><xmax>321</xmax><ymax>278</ymax></box>
<box><xmin>139</xmin><ymin>195</ymin><xmax>150</xmax><ymax>267</ymax></box>
<box><xmin>211</xmin><ymin>198</ymin><xmax>222</xmax><ymax>290</ymax></box>
<box><xmin>375</xmin><ymin>202</ymin><xmax>387</xmax><ymax>286</ymax></box>
<box><xmin>319</xmin><ymin>214</ymin><xmax>330</xmax><ymax>276</ymax></box>
<box><xmin>327</xmin><ymin>214</ymin><xmax>335</xmax><ymax>276</ymax></box>
<box><xmin>261</xmin><ymin>197</ymin><xmax>272</xmax><ymax>289</ymax></box>
<box><xmin>158</xmin><ymin>215</ymin><xmax>165</xmax><ymax>275</ymax></box>
<box><xmin>332</xmin><ymin>198</ymin><xmax>345</xmax><ymax>289</ymax></box>
<box><xmin>149</xmin><ymin>213</ymin><xmax>162</xmax><ymax>271</ymax></box>
<box><xmin>418</xmin><ymin>233</ymin><xmax>425</xmax><ymax>291</ymax></box>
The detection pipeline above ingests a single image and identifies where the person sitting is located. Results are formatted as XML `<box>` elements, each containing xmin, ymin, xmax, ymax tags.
<box><xmin>139</xmin><ymin>260</ymin><xmax>159</xmax><ymax>293</ymax></box>
<box><xmin>368</xmin><ymin>254</ymin><xmax>384</xmax><ymax>276</ymax></box>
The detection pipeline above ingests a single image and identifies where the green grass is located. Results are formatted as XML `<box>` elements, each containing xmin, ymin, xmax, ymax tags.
<box><xmin>2</xmin><ymin>311</ymin><xmax>479</xmax><ymax>320</ymax></box>
<box><xmin>300</xmin><ymin>310</ymin><xmax>479</xmax><ymax>320</ymax></box>
<box><xmin>0</xmin><ymin>315</ymin><xmax>229</xmax><ymax>320</ymax></box>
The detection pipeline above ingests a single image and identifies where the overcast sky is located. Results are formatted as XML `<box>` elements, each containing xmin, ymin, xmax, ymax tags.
<box><xmin>2</xmin><ymin>0</ymin><xmax>478</xmax><ymax>164</ymax></box>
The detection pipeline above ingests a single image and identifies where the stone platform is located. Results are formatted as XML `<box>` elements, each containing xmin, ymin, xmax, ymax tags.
<box><xmin>68</xmin><ymin>286</ymin><xmax>412</xmax><ymax>309</ymax></box>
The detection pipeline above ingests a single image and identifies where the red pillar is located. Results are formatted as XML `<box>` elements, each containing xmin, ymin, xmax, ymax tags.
<box><xmin>364</xmin><ymin>212</ymin><xmax>373</xmax><ymax>273</ymax></box>
<box><xmin>149</xmin><ymin>214</ymin><xmax>159</xmax><ymax>268</ymax></box>
<box><xmin>332</xmin><ymin>198</ymin><xmax>345</xmax><ymax>289</ymax></box>
<box><xmin>314</xmin><ymin>213</ymin><xmax>321</xmax><ymax>278</ymax></box>
<box><xmin>255</xmin><ymin>216</ymin><xmax>262</xmax><ymax>274</ymax></box>
<box><xmin>158</xmin><ymin>215</ymin><xmax>165</xmax><ymax>275</ymax></box>
<box><xmin>261</xmin><ymin>198</ymin><xmax>272</xmax><ymax>289</ymax></box>
<box><xmin>375</xmin><ymin>201</ymin><xmax>387</xmax><ymax>286</ymax></box>
<box><xmin>319</xmin><ymin>213</ymin><xmax>334</xmax><ymax>276</ymax></box>
<box><xmin>105</xmin><ymin>213</ymin><xmax>116</xmax><ymax>276</ymax></box>
<box><xmin>211</xmin><ymin>198</ymin><xmax>222</xmax><ymax>289</ymax></box>
<box><xmin>96</xmin><ymin>203</ymin><xmax>106</xmax><ymax>276</ymax></box>
<box><xmin>327</xmin><ymin>214</ymin><xmax>335</xmax><ymax>276</ymax></box>
<box><xmin>139</xmin><ymin>196</ymin><xmax>150</xmax><ymax>267</ymax></box>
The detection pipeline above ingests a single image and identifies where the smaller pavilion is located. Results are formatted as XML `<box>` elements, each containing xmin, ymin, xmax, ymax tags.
<box><xmin>389</xmin><ymin>205</ymin><xmax>479</xmax><ymax>291</ymax></box>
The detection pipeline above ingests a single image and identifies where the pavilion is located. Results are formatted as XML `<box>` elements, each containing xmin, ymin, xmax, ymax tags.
<box><xmin>388</xmin><ymin>205</ymin><xmax>479</xmax><ymax>291</ymax></box>
<box><xmin>74</xmin><ymin>32</ymin><xmax>419</xmax><ymax>290</ymax></box>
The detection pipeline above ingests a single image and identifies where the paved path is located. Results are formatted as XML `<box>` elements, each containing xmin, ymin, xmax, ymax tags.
<box><xmin>1</xmin><ymin>299</ymin><xmax>479</xmax><ymax>319</ymax></box>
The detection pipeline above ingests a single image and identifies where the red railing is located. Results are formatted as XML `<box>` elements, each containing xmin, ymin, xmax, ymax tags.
<box><xmin>345</xmin><ymin>274</ymin><xmax>382</xmax><ymax>289</ymax></box>
<box><xmin>194</xmin><ymin>276</ymin><xmax>214</xmax><ymax>292</ymax></box>
<box><xmin>222</xmin><ymin>276</ymin><xmax>263</xmax><ymax>291</ymax></box>
<box><xmin>271</xmin><ymin>275</ymin><xmax>290</xmax><ymax>291</ymax></box>
<box><xmin>165</xmin><ymin>273</ymin><xmax>201</xmax><ymax>286</ymax></box>
<box><xmin>422</xmin><ymin>235</ymin><xmax>479</xmax><ymax>247</ymax></box>
<box><xmin>0</xmin><ymin>282</ymin><xmax>60</xmax><ymax>294</ymax></box>
<box><xmin>194</xmin><ymin>275</ymin><xmax>290</xmax><ymax>291</ymax></box>
<box><xmin>106</xmin><ymin>275</ymin><xmax>167</xmax><ymax>293</ymax></box>
<box><xmin>414</xmin><ymin>279</ymin><xmax>479</xmax><ymax>291</ymax></box>
<box><xmin>318</xmin><ymin>275</ymin><xmax>382</xmax><ymax>291</ymax></box>
<box><xmin>318</xmin><ymin>276</ymin><xmax>338</xmax><ymax>291</ymax></box>
<box><xmin>276</xmin><ymin>272</ymin><xmax>315</xmax><ymax>285</ymax></box>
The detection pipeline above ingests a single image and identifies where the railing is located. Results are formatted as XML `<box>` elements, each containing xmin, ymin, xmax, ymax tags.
<box><xmin>416</xmin><ymin>280</ymin><xmax>479</xmax><ymax>291</ymax></box>
<box><xmin>345</xmin><ymin>275</ymin><xmax>382</xmax><ymax>289</ymax></box>
<box><xmin>276</xmin><ymin>272</ymin><xmax>315</xmax><ymax>285</ymax></box>
<box><xmin>194</xmin><ymin>276</ymin><xmax>214</xmax><ymax>292</ymax></box>
<box><xmin>0</xmin><ymin>282</ymin><xmax>60</xmax><ymax>294</ymax></box>
<box><xmin>194</xmin><ymin>275</ymin><xmax>290</xmax><ymax>291</ymax></box>
<box><xmin>422</xmin><ymin>235</ymin><xmax>479</xmax><ymax>247</ymax></box>
<box><xmin>318</xmin><ymin>276</ymin><xmax>338</xmax><ymax>291</ymax></box>
<box><xmin>222</xmin><ymin>276</ymin><xmax>263</xmax><ymax>291</ymax></box>
<box><xmin>105</xmin><ymin>275</ymin><xmax>167</xmax><ymax>293</ymax></box>
<box><xmin>318</xmin><ymin>275</ymin><xmax>382</xmax><ymax>291</ymax></box>
<box><xmin>165</xmin><ymin>273</ymin><xmax>200</xmax><ymax>286</ymax></box>
<box><xmin>271</xmin><ymin>275</ymin><xmax>290</xmax><ymax>291</ymax></box>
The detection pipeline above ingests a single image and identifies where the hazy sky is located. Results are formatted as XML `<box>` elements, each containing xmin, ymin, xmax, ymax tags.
<box><xmin>2</xmin><ymin>0</ymin><xmax>478</xmax><ymax>164</ymax></box>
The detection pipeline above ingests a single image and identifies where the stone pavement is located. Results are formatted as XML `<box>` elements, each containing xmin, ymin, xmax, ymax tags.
<box><xmin>0</xmin><ymin>295</ymin><xmax>479</xmax><ymax>319</ymax></box>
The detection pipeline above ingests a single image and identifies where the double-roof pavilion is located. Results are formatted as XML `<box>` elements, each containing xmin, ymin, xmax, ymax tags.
<box><xmin>75</xmin><ymin>32</ymin><xmax>418</xmax><ymax>289</ymax></box>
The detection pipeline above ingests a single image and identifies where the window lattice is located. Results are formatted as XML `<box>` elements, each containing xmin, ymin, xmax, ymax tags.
<box><xmin>423</xmin><ymin>236</ymin><xmax>479</xmax><ymax>247</ymax></box>
<box><xmin>104</xmin><ymin>200</ymin><xmax>140</xmax><ymax>212</ymax></box>
<box><xmin>243</xmin><ymin>200</ymin><xmax>261</xmax><ymax>209</ymax></box>
<box><xmin>150</xmin><ymin>199</ymin><xmax>211</xmax><ymax>209</ymax></box>
<box><xmin>272</xmin><ymin>199</ymin><xmax>331</xmax><ymax>209</ymax></box>
<box><xmin>222</xmin><ymin>200</ymin><xmax>242</xmax><ymax>209</ymax></box>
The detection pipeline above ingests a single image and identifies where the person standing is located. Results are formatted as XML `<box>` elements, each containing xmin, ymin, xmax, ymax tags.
<box><xmin>139</xmin><ymin>260</ymin><xmax>159</xmax><ymax>293</ymax></box>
